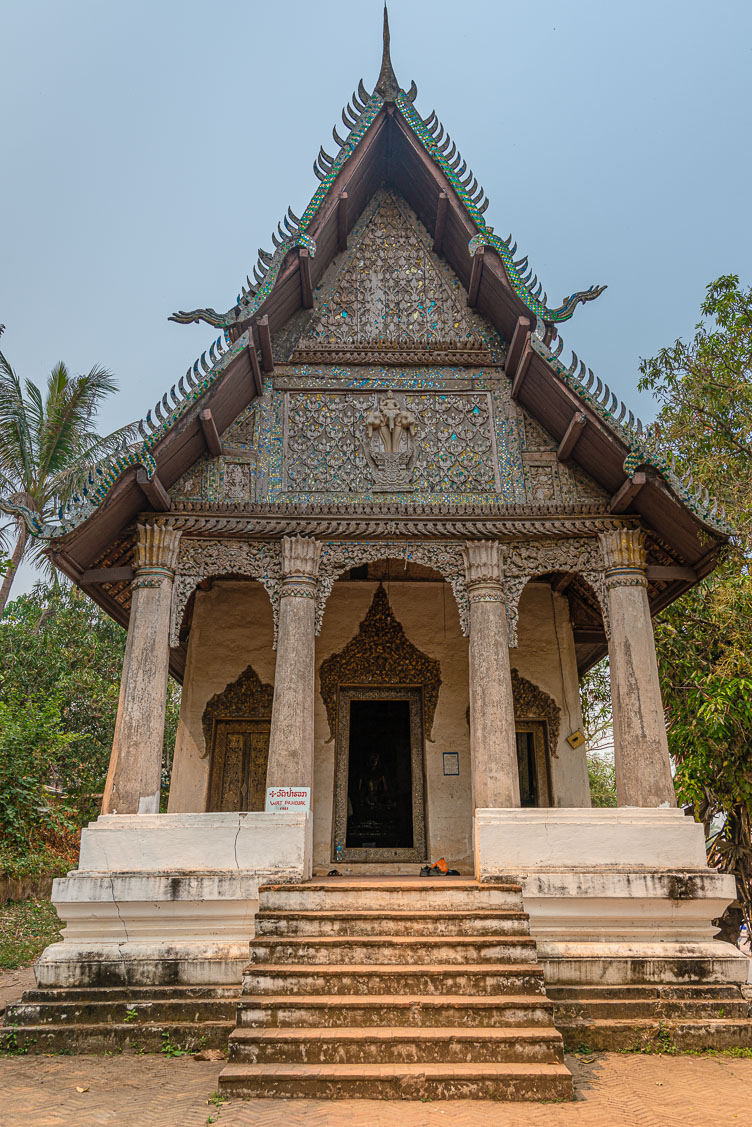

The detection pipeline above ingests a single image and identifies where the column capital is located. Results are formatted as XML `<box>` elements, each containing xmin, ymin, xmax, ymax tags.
<box><xmin>598</xmin><ymin>528</ymin><xmax>647</xmax><ymax>589</ymax></box>
<box><xmin>462</xmin><ymin>541</ymin><xmax>503</xmax><ymax>586</ymax></box>
<box><xmin>133</xmin><ymin>522</ymin><xmax>181</xmax><ymax>587</ymax></box>
<box><xmin>280</xmin><ymin>535</ymin><xmax>321</xmax><ymax>599</ymax></box>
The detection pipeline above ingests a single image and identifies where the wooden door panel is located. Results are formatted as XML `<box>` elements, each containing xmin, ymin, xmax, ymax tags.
<box><xmin>208</xmin><ymin>719</ymin><xmax>270</xmax><ymax>812</ymax></box>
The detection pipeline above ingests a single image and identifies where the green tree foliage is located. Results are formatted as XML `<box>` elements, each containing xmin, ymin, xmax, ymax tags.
<box><xmin>580</xmin><ymin>658</ymin><xmax>617</xmax><ymax>807</ymax></box>
<box><xmin>0</xmin><ymin>582</ymin><xmax>180</xmax><ymax>873</ymax></box>
<box><xmin>638</xmin><ymin>274</ymin><xmax>752</xmax><ymax>939</ymax></box>
<box><xmin>586</xmin><ymin>752</ymin><xmax>618</xmax><ymax>808</ymax></box>
<box><xmin>0</xmin><ymin>349</ymin><xmax>137</xmax><ymax>614</ymax></box>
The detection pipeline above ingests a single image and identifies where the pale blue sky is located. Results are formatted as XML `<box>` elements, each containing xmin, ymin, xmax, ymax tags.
<box><xmin>2</xmin><ymin>0</ymin><xmax>751</xmax><ymax>592</ymax></box>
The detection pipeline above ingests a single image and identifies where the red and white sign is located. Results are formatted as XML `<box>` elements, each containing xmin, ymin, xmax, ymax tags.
<box><xmin>265</xmin><ymin>786</ymin><xmax>311</xmax><ymax>813</ymax></box>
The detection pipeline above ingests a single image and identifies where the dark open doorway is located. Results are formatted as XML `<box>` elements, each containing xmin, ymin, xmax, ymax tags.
<box><xmin>333</xmin><ymin>686</ymin><xmax>427</xmax><ymax>864</ymax></box>
<box><xmin>346</xmin><ymin>699</ymin><xmax>414</xmax><ymax>849</ymax></box>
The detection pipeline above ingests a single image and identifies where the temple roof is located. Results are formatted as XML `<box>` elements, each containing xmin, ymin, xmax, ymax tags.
<box><xmin>3</xmin><ymin>6</ymin><xmax>730</xmax><ymax>670</ymax></box>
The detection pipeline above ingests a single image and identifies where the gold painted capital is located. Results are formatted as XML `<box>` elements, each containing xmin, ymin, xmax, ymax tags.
<box><xmin>134</xmin><ymin>522</ymin><xmax>182</xmax><ymax>574</ymax></box>
<box><xmin>598</xmin><ymin>528</ymin><xmax>647</xmax><ymax>573</ymax></box>
<box><xmin>462</xmin><ymin>540</ymin><xmax>503</xmax><ymax>588</ymax></box>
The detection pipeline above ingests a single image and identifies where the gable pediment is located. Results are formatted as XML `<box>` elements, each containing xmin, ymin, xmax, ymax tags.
<box><xmin>289</xmin><ymin>189</ymin><xmax>504</xmax><ymax>366</ymax></box>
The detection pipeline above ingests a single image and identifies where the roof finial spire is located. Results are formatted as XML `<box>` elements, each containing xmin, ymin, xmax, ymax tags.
<box><xmin>375</xmin><ymin>4</ymin><xmax>400</xmax><ymax>102</ymax></box>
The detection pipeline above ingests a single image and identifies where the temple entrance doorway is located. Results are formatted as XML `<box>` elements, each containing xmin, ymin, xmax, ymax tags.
<box><xmin>333</xmin><ymin>686</ymin><xmax>427</xmax><ymax>865</ymax></box>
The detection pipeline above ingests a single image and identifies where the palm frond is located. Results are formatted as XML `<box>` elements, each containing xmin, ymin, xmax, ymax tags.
<box><xmin>38</xmin><ymin>365</ymin><xmax>118</xmax><ymax>481</ymax></box>
<box><xmin>43</xmin><ymin>421</ymin><xmax>140</xmax><ymax>504</ymax></box>
<box><xmin>0</xmin><ymin>350</ymin><xmax>35</xmax><ymax>488</ymax></box>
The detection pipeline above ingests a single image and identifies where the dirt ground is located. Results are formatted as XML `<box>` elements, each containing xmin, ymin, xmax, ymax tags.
<box><xmin>0</xmin><ymin>1050</ymin><xmax>750</xmax><ymax>1127</ymax></box>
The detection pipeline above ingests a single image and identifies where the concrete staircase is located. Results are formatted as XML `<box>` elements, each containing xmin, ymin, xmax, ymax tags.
<box><xmin>2</xmin><ymin>985</ymin><xmax>238</xmax><ymax>1053</ymax></box>
<box><xmin>549</xmin><ymin>984</ymin><xmax>752</xmax><ymax>1052</ymax></box>
<box><xmin>218</xmin><ymin>878</ymin><xmax>574</xmax><ymax>1100</ymax></box>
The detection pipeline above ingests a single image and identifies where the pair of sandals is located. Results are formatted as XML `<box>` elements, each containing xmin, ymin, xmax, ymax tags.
<box><xmin>419</xmin><ymin>863</ymin><xmax>460</xmax><ymax>877</ymax></box>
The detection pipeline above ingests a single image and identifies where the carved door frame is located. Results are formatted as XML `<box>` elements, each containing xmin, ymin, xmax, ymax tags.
<box><xmin>206</xmin><ymin>718</ymin><xmax>271</xmax><ymax>812</ymax></box>
<box><xmin>332</xmin><ymin>685</ymin><xmax>427</xmax><ymax>865</ymax></box>
<box><xmin>201</xmin><ymin>663</ymin><xmax>274</xmax><ymax>812</ymax></box>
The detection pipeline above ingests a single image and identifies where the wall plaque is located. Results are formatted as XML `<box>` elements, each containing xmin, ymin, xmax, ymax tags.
<box><xmin>265</xmin><ymin>786</ymin><xmax>311</xmax><ymax>814</ymax></box>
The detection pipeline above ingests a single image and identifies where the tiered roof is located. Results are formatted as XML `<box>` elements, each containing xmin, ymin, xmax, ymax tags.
<box><xmin>4</xmin><ymin>7</ymin><xmax>728</xmax><ymax>657</ymax></box>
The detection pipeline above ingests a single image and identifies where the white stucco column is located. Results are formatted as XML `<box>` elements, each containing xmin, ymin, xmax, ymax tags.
<box><xmin>102</xmin><ymin>522</ymin><xmax>181</xmax><ymax>815</ymax></box>
<box><xmin>599</xmin><ymin>528</ymin><xmax>675</xmax><ymax>807</ymax></box>
<box><xmin>265</xmin><ymin>536</ymin><xmax>321</xmax><ymax>792</ymax></box>
<box><xmin>463</xmin><ymin>541</ymin><xmax>521</xmax><ymax>810</ymax></box>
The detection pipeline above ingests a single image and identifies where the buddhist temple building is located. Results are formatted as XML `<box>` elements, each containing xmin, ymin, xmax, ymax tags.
<box><xmin>6</xmin><ymin>8</ymin><xmax>749</xmax><ymax>1100</ymax></box>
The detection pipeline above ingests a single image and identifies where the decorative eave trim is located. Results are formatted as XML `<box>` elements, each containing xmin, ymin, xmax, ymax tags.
<box><xmin>394</xmin><ymin>94</ymin><xmax>606</xmax><ymax>324</ymax></box>
<box><xmin>528</xmin><ymin>318</ymin><xmax>732</xmax><ymax>535</ymax></box>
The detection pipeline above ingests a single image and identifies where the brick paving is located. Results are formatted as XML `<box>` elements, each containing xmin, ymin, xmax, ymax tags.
<box><xmin>0</xmin><ymin>1051</ymin><xmax>750</xmax><ymax>1126</ymax></box>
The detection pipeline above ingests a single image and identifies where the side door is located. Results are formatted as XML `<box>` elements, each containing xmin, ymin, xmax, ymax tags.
<box><xmin>207</xmin><ymin>719</ymin><xmax>270</xmax><ymax>811</ymax></box>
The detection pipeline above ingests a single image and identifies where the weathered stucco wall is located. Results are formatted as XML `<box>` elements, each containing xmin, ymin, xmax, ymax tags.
<box><xmin>168</xmin><ymin>582</ymin><xmax>276</xmax><ymax>813</ymax></box>
<box><xmin>513</xmin><ymin>582</ymin><xmax>591</xmax><ymax>808</ymax></box>
<box><xmin>168</xmin><ymin>575</ymin><xmax>591</xmax><ymax>858</ymax></box>
<box><xmin>313</xmin><ymin>581</ymin><xmax>473</xmax><ymax>872</ymax></box>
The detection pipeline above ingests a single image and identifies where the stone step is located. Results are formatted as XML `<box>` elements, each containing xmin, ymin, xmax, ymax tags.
<box><xmin>248</xmin><ymin>935</ymin><xmax>537</xmax><ymax>965</ymax></box>
<box><xmin>553</xmin><ymin>997</ymin><xmax>752</xmax><ymax>1021</ymax></box>
<box><xmin>236</xmin><ymin>993</ymin><xmax>555</xmax><ymax>1029</ymax></box>
<box><xmin>242</xmin><ymin>963</ymin><xmax>545</xmax><ymax>996</ymax></box>
<box><xmin>0</xmin><ymin>1020</ymin><xmax>233</xmax><ymax>1055</ymax></box>
<box><xmin>258</xmin><ymin>881</ymin><xmax>522</xmax><ymax>913</ymax></box>
<box><xmin>556</xmin><ymin>1016</ymin><xmax>752</xmax><ymax>1053</ymax></box>
<box><xmin>255</xmin><ymin>909</ymin><xmax>529</xmax><ymax>937</ymax></box>
<box><xmin>547</xmin><ymin>983</ymin><xmax>746</xmax><ymax>1001</ymax></box>
<box><xmin>217</xmin><ymin>1060</ymin><xmax>574</xmax><ymax>1101</ymax></box>
<box><xmin>5</xmin><ymin>996</ymin><xmax>240</xmax><ymax>1027</ymax></box>
<box><xmin>20</xmin><ymin>985</ymin><xmax>240</xmax><ymax>1004</ymax></box>
<box><xmin>227</xmin><ymin>1025</ymin><xmax>565</xmax><ymax>1065</ymax></box>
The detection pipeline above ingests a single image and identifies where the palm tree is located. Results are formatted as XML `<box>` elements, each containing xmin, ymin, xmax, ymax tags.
<box><xmin>0</xmin><ymin>349</ymin><xmax>137</xmax><ymax>616</ymax></box>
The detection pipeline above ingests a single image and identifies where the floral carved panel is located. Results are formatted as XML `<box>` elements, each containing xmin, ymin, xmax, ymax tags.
<box><xmin>316</xmin><ymin>540</ymin><xmax>469</xmax><ymax>636</ymax></box>
<box><xmin>502</xmin><ymin>537</ymin><xmax>609</xmax><ymax>645</ymax></box>
<box><xmin>170</xmin><ymin>539</ymin><xmax>281</xmax><ymax>647</ymax></box>
<box><xmin>319</xmin><ymin>584</ymin><xmax>442</xmax><ymax>745</ymax></box>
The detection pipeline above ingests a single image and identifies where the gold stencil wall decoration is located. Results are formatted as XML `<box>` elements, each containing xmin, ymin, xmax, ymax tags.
<box><xmin>319</xmin><ymin>584</ymin><xmax>442</xmax><ymax>742</ymax></box>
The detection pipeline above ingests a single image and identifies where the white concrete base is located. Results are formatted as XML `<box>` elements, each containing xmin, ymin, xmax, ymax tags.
<box><xmin>36</xmin><ymin>812</ymin><xmax>312</xmax><ymax>987</ymax></box>
<box><xmin>474</xmin><ymin>807</ymin><xmax>750</xmax><ymax>985</ymax></box>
